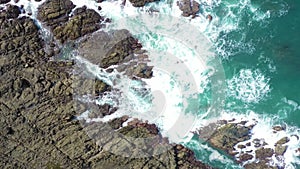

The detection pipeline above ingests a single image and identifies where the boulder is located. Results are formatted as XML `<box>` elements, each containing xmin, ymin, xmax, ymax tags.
<box><xmin>255</xmin><ymin>147</ymin><xmax>274</xmax><ymax>160</ymax></box>
<box><xmin>128</xmin><ymin>0</ymin><xmax>159</xmax><ymax>7</ymax></box>
<box><xmin>275</xmin><ymin>144</ymin><xmax>287</xmax><ymax>156</ymax></box>
<box><xmin>207</xmin><ymin>123</ymin><xmax>252</xmax><ymax>153</ymax></box>
<box><xmin>177</xmin><ymin>0</ymin><xmax>199</xmax><ymax>17</ymax></box>
<box><xmin>275</xmin><ymin>136</ymin><xmax>290</xmax><ymax>145</ymax></box>
<box><xmin>239</xmin><ymin>153</ymin><xmax>253</xmax><ymax>162</ymax></box>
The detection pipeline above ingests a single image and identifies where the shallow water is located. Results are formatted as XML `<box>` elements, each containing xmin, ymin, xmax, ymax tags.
<box><xmin>3</xmin><ymin>0</ymin><xmax>300</xmax><ymax>168</ymax></box>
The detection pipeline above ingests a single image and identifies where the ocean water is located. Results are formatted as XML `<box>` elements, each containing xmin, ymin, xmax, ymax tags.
<box><xmin>3</xmin><ymin>0</ymin><xmax>300</xmax><ymax>168</ymax></box>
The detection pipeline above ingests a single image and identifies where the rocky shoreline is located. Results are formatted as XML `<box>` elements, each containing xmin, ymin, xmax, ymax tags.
<box><xmin>197</xmin><ymin>118</ymin><xmax>300</xmax><ymax>169</ymax></box>
<box><xmin>0</xmin><ymin>0</ymin><xmax>213</xmax><ymax>168</ymax></box>
<box><xmin>1</xmin><ymin>0</ymin><xmax>298</xmax><ymax>169</ymax></box>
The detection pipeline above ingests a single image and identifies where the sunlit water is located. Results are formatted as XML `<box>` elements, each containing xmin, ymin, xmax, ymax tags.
<box><xmin>3</xmin><ymin>0</ymin><xmax>300</xmax><ymax>168</ymax></box>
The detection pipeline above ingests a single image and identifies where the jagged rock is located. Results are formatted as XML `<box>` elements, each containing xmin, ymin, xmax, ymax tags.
<box><xmin>244</xmin><ymin>161</ymin><xmax>277</xmax><ymax>169</ymax></box>
<box><xmin>94</xmin><ymin>79</ymin><xmax>111</xmax><ymax>94</ymax></box>
<box><xmin>108</xmin><ymin>115</ymin><xmax>129</xmax><ymax>129</ymax></box>
<box><xmin>239</xmin><ymin>153</ymin><xmax>253</xmax><ymax>162</ymax></box>
<box><xmin>255</xmin><ymin>147</ymin><xmax>274</xmax><ymax>160</ymax></box>
<box><xmin>128</xmin><ymin>0</ymin><xmax>159</xmax><ymax>7</ymax></box>
<box><xmin>176</xmin><ymin>0</ymin><xmax>199</xmax><ymax>17</ymax></box>
<box><xmin>38</xmin><ymin>0</ymin><xmax>105</xmax><ymax>43</ymax></box>
<box><xmin>238</xmin><ymin>144</ymin><xmax>246</xmax><ymax>149</ymax></box>
<box><xmin>78</xmin><ymin>30</ymin><xmax>153</xmax><ymax>79</ymax></box>
<box><xmin>4</xmin><ymin>5</ymin><xmax>20</xmax><ymax>18</ymax></box>
<box><xmin>37</xmin><ymin>0</ymin><xmax>75</xmax><ymax>27</ymax></box>
<box><xmin>207</xmin><ymin>123</ymin><xmax>252</xmax><ymax>153</ymax></box>
<box><xmin>1</xmin><ymin>5</ymin><xmax>214</xmax><ymax>169</ymax></box>
<box><xmin>53</xmin><ymin>7</ymin><xmax>104</xmax><ymax>43</ymax></box>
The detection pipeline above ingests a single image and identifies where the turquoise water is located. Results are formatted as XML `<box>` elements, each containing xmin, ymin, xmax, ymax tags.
<box><xmin>29</xmin><ymin>0</ymin><xmax>299</xmax><ymax>167</ymax></box>
<box><xmin>184</xmin><ymin>0</ymin><xmax>300</xmax><ymax>168</ymax></box>
<box><xmin>83</xmin><ymin>0</ymin><xmax>300</xmax><ymax>168</ymax></box>
<box><xmin>2</xmin><ymin>0</ymin><xmax>299</xmax><ymax>168</ymax></box>
<box><xmin>73</xmin><ymin>0</ymin><xmax>300</xmax><ymax>167</ymax></box>
<box><xmin>219</xmin><ymin>0</ymin><xmax>300</xmax><ymax>124</ymax></box>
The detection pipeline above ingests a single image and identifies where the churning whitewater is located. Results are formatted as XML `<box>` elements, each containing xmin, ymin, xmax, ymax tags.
<box><xmin>2</xmin><ymin>0</ymin><xmax>300</xmax><ymax>168</ymax></box>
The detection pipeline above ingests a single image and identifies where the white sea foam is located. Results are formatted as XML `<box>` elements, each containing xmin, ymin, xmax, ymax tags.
<box><xmin>217</xmin><ymin>110</ymin><xmax>300</xmax><ymax>168</ymax></box>
<box><xmin>3</xmin><ymin>0</ymin><xmax>298</xmax><ymax>167</ymax></box>
<box><xmin>1</xmin><ymin>0</ymin><xmax>47</xmax><ymax>18</ymax></box>
<box><xmin>227</xmin><ymin>69</ymin><xmax>271</xmax><ymax>103</ymax></box>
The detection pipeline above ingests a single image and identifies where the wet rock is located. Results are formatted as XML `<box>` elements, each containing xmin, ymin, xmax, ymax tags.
<box><xmin>207</xmin><ymin>123</ymin><xmax>252</xmax><ymax>153</ymax></box>
<box><xmin>239</xmin><ymin>153</ymin><xmax>253</xmax><ymax>162</ymax></box>
<box><xmin>275</xmin><ymin>144</ymin><xmax>287</xmax><ymax>156</ymax></box>
<box><xmin>128</xmin><ymin>0</ymin><xmax>159</xmax><ymax>7</ymax></box>
<box><xmin>275</xmin><ymin>136</ymin><xmax>290</xmax><ymax>145</ymax></box>
<box><xmin>237</xmin><ymin>144</ymin><xmax>246</xmax><ymax>149</ymax></box>
<box><xmin>273</xmin><ymin>125</ymin><xmax>285</xmax><ymax>132</ymax></box>
<box><xmin>53</xmin><ymin>7</ymin><xmax>104</xmax><ymax>43</ymax></box>
<box><xmin>0</xmin><ymin>0</ymin><xmax>10</xmax><ymax>4</ymax></box>
<box><xmin>78</xmin><ymin>30</ymin><xmax>153</xmax><ymax>79</ymax></box>
<box><xmin>244</xmin><ymin>161</ymin><xmax>277</xmax><ymax>169</ymax></box>
<box><xmin>177</xmin><ymin>0</ymin><xmax>199</xmax><ymax>17</ymax></box>
<box><xmin>255</xmin><ymin>147</ymin><xmax>274</xmax><ymax>160</ymax></box>
<box><xmin>5</xmin><ymin>5</ymin><xmax>21</xmax><ymax>18</ymax></box>
<box><xmin>108</xmin><ymin>115</ymin><xmax>129</xmax><ymax>129</ymax></box>
<box><xmin>1</xmin><ymin>4</ymin><xmax>214</xmax><ymax>169</ymax></box>
<box><xmin>206</xmin><ymin>14</ymin><xmax>212</xmax><ymax>22</ymax></box>
<box><xmin>94</xmin><ymin>79</ymin><xmax>111</xmax><ymax>94</ymax></box>
<box><xmin>37</xmin><ymin>0</ymin><xmax>75</xmax><ymax>27</ymax></box>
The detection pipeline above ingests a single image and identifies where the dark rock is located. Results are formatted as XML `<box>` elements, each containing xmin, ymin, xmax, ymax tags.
<box><xmin>206</xmin><ymin>14</ymin><xmax>212</xmax><ymax>21</ymax></box>
<box><xmin>239</xmin><ymin>153</ymin><xmax>253</xmax><ymax>162</ymax></box>
<box><xmin>1</xmin><ymin>4</ymin><xmax>213</xmax><ymax>169</ymax></box>
<box><xmin>0</xmin><ymin>0</ymin><xmax>10</xmax><ymax>4</ymax></box>
<box><xmin>128</xmin><ymin>0</ymin><xmax>159</xmax><ymax>7</ymax></box>
<box><xmin>273</xmin><ymin>125</ymin><xmax>285</xmax><ymax>132</ymax></box>
<box><xmin>255</xmin><ymin>147</ymin><xmax>274</xmax><ymax>160</ymax></box>
<box><xmin>78</xmin><ymin>30</ymin><xmax>153</xmax><ymax>79</ymax></box>
<box><xmin>5</xmin><ymin>5</ymin><xmax>21</xmax><ymax>18</ymax></box>
<box><xmin>207</xmin><ymin>123</ymin><xmax>252</xmax><ymax>153</ymax></box>
<box><xmin>108</xmin><ymin>115</ymin><xmax>129</xmax><ymax>129</ymax></box>
<box><xmin>244</xmin><ymin>161</ymin><xmax>277</xmax><ymax>169</ymax></box>
<box><xmin>237</xmin><ymin>144</ymin><xmax>246</xmax><ymax>149</ymax></box>
<box><xmin>37</xmin><ymin>0</ymin><xmax>75</xmax><ymax>27</ymax></box>
<box><xmin>5</xmin><ymin>126</ymin><xmax>14</xmax><ymax>135</ymax></box>
<box><xmin>52</xmin><ymin>7</ymin><xmax>104</xmax><ymax>43</ymax></box>
<box><xmin>177</xmin><ymin>0</ymin><xmax>199</xmax><ymax>17</ymax></box>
